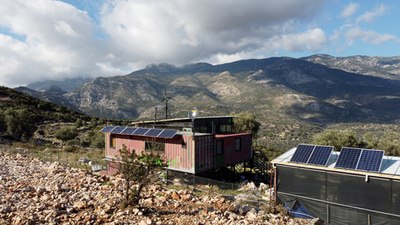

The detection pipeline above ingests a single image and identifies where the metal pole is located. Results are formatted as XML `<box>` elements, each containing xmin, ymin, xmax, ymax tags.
<box><xmin>368</xmin><ymin>214</ymin><xmax>371</xmax><ymax>225</ymax></box>
<box><xmin>273</xmin><ymin>167</ymin><xmax>277</xmax><ymax>207</ymax></box>
<box><xmin>326</xmin><ymin>204</ymin><xmax>330</xmax><ymax>225</ymax></box>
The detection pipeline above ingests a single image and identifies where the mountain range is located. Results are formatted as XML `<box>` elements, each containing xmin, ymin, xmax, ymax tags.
<box><xmin>17</xmin><ymin>55</ymin><xmax>400</xmax><ymax>125</ymax></box>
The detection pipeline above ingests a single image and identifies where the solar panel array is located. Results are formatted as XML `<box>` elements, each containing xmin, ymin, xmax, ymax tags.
<box><xmin>100</xmin><ymin>126</ymin><xmax>178</xmax><ymax>139</ymax></box>
<box><xmin>289</xmin><ymin>143</ymin><xmax>385</xmax><ymax>173</ymax></box>
<box><xmin>335</xmin><ymin>147</ymin><xmax>384</xmax><ymax>172</ymax></box>
<box><xmin>290</xmin><ymin>144</ymin><xmax>333</xmax><ymax>166</ymax></box>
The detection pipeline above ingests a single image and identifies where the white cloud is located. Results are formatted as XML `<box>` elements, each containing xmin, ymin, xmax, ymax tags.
<box><xmin>0</xmin><ymin>0</ymin><xmax>326</xmax><ymax>87</ymax></box>
<box><xmin>0</xmin><ymin>0</ymin><xmax>121</xmax><ymax>86</ymax></box>
<box><xmin>270</xmin><ymin>28</ymin><xmax>327</xmax><ymax>52</ymax></box>
<box><xmin>100</xmin><ymin>0</ymin><xmax>325</xmax><ymax>64</ymax></box>
<box><xmin>340</xmin><ymin>3</ymin><xmax>359</xmax><ymax>18</ymax></box>
<box><xmin>356</xmin><ymin>4</ymin><xmax>387</xmax><ymax>24</ymax></box>
<box><xmin>345</xmin><ymin>27</ymin><xmax>397</xmax><ymax>45</ymax></box>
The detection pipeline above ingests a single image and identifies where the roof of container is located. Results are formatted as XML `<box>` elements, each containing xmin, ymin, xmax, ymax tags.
<box><xmin>132</xmin><ymin>116</ymin><xmax>234</xmax><ymax>124</ymax></box>
<box><xmin>272</xmin><ymin>147</ymin><xmax>400</xmax><ymax>179</ymax></box>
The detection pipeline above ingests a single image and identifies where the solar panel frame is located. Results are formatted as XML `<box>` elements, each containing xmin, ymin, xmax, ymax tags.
<box><xmin>110</xmin><ymin>126</ymin><xmax>126</xmax><ymax>134</ymax></box>
<box><xmin>101</xmin><ymin>126</ymin><xmax>115</xmax><ymax>133</ymax></box>
<box><xmin>132</xmin><ymin>127</ymin><xmax>149</xmax><ymax>136</ymax></box>
<box><xmin>158</xmin><ymin>129</ymin><xmax>178</xmax><ymax>138</ymax></box>
<box><xmin>307</xmin><ymin>145</ymin><xmax>333</xmax><ymax>166</ymax></box>
<box><xmin>120</xmin><ymin>127</ymin><xmax>138</xmax><ymax>135</ymax></box>
<box><xmin>335</xmin><ymin>147</ymin><xmax>362</xmax><ymax>170</ymax></box>
<box><xmin>356</xmin><ymin>149</ymin><xmax>384</xmax><ymax>172</ymax></box>
<box><xmin>290</xmin><ymin>144</ymin><xmax>315</xmax><ymax>164</ymax></box>
<box><xmin>144</xmin><ymin>129</ymin><xmax>163</xmax><ymax>137</ymax></box>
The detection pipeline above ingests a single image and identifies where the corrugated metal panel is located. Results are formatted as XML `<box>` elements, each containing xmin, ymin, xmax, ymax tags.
<box><xmin>216</xmin><ymin>133</ymin><xmax>252</xmax><ymax>166</ymax></box>
<box><xmin>165</xmin><ymin>135</ymin><xmax>195</xmax><ymax>173</ymax></box>
<box><xmin>104</xmin><ymin>133</ymin><xmax>196</xmax><ymax>174</ymax></box>
<box><xmin>195</xmin><ymin>135</ymin><xmax>215</xmax><ymax>173</ymax></box>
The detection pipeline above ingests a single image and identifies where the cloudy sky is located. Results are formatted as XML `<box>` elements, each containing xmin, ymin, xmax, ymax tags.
<box><xmin>1</xmin><ymin>0</ymin><xmax>399</xmax><ymax>87</ymax></box>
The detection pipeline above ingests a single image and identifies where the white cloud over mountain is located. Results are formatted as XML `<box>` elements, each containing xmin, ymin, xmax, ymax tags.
<box><xmin>0</xmin><ymin>0</ymin><xmax>398</xmax><ymax>87</ymax></box>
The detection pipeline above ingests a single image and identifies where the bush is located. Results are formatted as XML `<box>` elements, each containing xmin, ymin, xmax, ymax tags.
<box><xmin>64</xmin><ymin>145</ymin><xmax>78</xmax><ymax>152</ymax></box>
<box><xmin>233</xmin><ymin>112</ymin><xmax>261</xmax><ymax>137</ymax></box>
<box><xmin>55</xmin><ymin>127</ymin><xmax>78</xmax><ymax>142</ymax></box>
<box><xmin>66</xmin><ymin>139</ymin><xmax>80</xmax><ymax>146</ymax></box>
<box><xmin>312</xmin><ymin>129</ymin><xmax>360</xmax><ymax>151</ymax></box>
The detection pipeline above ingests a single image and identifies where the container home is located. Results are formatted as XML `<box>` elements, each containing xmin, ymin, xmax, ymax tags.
<box><xmin>101</xmin><ymin>116</ymin><xmax>252</xmax><ymax>175</ymax></box>
<box><xmin>271</xmin><ymin>144</ymin><xmax>400</xmax><ymax>224</ymax></box>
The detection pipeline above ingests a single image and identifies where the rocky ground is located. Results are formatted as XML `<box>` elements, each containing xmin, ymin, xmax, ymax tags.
<box><xmin>0</xmin><ymin>153</ymin><xmax>313</xmax><ymax>224</ymax></box>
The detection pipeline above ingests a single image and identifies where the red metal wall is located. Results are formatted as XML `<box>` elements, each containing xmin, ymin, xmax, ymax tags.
<box><xmin>194</xmin><ymin>135</ymin><xmax>215</xmax><ymax>173</ymax></box>
<box><xmin>215</xmin><ymin>133</ymin><xmax>252</xmax><ymax>166</ymax></box>
<box><xmin>165</xmin><ymin>135</ymin><xmax>195</xmax><ymax>173</ymax></box>
<box><xmin>104</xmin><ymin>132</ymin><xmax>252</xmax><ymax>174</ymax></box>
<box><xmin>104</xmin><ymin>133</ymin><xmax>195</xmax><ymax>174</ymax></box>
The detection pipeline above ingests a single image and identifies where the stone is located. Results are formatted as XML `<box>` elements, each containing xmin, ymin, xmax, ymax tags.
<box><xmin>246</xmin><ymin>208</ymin><xmax>257</xmax><ymax>221</ymax></box>
<box><xmin>239</xmin><ymin>206</ymin><xmax>252</xmax><ymax>215</ymax></box>
<box><xmin>181</xmin><ymin>194</ymin><xmax>191</xmax><ymax>201</ymax></box>
<box><xmin>259</xmin><ymin>182</ymin><xmax>268</xmax><ymax>192</ymax></box>
<box><xmin>170</xmin><ymin>191</ymin><xmax>180</xmax><ymax>200</ymax></box>
<box><xmin>132</xmin><ymin>208</ymin><xmax>140</xmax><ymax>215</ymax></box>
<box><xmin>73</xmin><ymin>201</ymin><xmax>87</xmax><ymax>210</ymax></box>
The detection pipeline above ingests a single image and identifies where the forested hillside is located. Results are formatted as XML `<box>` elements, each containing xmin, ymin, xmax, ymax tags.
<box><xmin>0</xmin><ymin>86</ymin><xmax>89</xmax><ymax>141</ymax></box>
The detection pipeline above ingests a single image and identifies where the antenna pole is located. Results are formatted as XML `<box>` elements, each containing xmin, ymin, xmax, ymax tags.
<box><xmin>165</xmin><ymin>98</ymin><xmax>168</xmax><ymax>119</ymax></box>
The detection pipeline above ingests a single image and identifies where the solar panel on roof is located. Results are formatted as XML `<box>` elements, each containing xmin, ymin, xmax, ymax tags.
<box><xmin>158</xmin><ymin>129</ymin><xmax>178</xmax><ymax>138</ymax></box>
<box><xmin>110</xmin><ymin>126</ymin><xmax>126</xmax><ymax>134</ymax></box>
<box><xmin>356</xmin><ymin>149</ymin><xmax>384</xmax><ymax>172</ymax></box>
<box><xmin>120</xmin><ymin>127</ymin><xmax>137</xmax><ymax>135</ymax></box>
<box><xmin>307</xmin><ymin>146</ymin><xmax>333</xmax><ymax>166</ymax></box>
<box><xmin>132</xmin><ymin>127</ymin><xmax>149</xmax><ymax>135</ymax></box>
<box><xmin>145</xmin><ymin>129</ymin><xmax>163</xmax><ymax>137</ymax></box>
<box><xmin>290</xmin><ymin>144</ymin><xmax>315</xmax><ymax>163</ymax></box>
<box><xmin>335</xmin><ymin>147</ymin><xmax>362</xmax><ymax>169</ymax></box>
<box><xmin>101</xmin><ymin>126</ymin><xmax>115</xmax><ymax>133</ymax></box>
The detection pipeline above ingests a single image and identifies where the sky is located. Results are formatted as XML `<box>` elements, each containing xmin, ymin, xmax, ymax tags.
<box><xmin>0</xmin><ymin>0</ymin><xmax>399</xmax><ymax>87</ymax></box>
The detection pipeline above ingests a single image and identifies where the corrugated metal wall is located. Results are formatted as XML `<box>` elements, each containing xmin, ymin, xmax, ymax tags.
<box><xmin>165</xmin><ymin>135</ymin><xmax>195</xmax><ymax>173</ymax></box>
<box><xmin>105</xmin><ymin>133</ymin><xmax>196</xmax><ymax>174</ymax></box>
<box><xmin>104</xmin><ymin>132</ymin><xmax>252</xmax><ymax>174</ymax></box>
<box><xmin>216</xmin><ymin>133</ymin><xmax>252</xmax><ymax>166</ymax></box>
<box><xmin>195</xmin><ymin>135</ymin><xmax>215</xmax><ymax>173</ymax></box>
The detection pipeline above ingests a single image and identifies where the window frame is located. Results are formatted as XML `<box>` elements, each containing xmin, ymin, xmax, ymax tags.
<box><xmin>110</xmin><ymin>136</ymin><xmax>116</xmax><ymax>148</ymax></box>
<box><xmin>216</xmin><ymin>140</ymin><xmax>224</xmax><ymax>155</ymax></box>
<box><xmin>235</xmin><ymin>138</ymin><xmax>241</xmax><ymax>152</ymax></box>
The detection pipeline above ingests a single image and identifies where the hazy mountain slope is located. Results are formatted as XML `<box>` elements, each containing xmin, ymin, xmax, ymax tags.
<box><xmin>15</xmin><ymin>86</ymin><xmax>80</xmax><ymax>112</ymax></box>
<box><xmin>302</xmin><ymin>54</ymin><xmax>400</xmax><ymax>80</ymax></box>
<box><xmin>27</xmin><ymin>77</ymin><xmax>93</xmax><ymax>92</ymax></box>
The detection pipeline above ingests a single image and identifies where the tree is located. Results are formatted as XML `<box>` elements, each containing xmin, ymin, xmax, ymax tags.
<box><xmin>3</xmin><ymin>108</ymin><xmax>37</xmax><ymax>141</ymax></box>
<box><xmin>376</xmin><ymin>131</ymin><xmax>400</xmax><ymax>156</ymax></box>
<box><xmin>312</xmin><ymin>129</ymin><xmax>359</xmax><ymax>151</ymax></box>
<box><xmin>117</xmin><ymin>145</ymin><xmax>165</xmax><ymax>207</ymax></box>
<box><xmin>75</xmin><ymin>118</ymin><xmax>84</xmax><ymax>127</ymax></box>
<box><xmin>233</xmin><ymin>112</ymin><xmax>261</xmax><ymax>137</ymax></box>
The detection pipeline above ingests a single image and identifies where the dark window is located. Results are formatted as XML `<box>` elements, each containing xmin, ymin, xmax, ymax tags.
<box><xmin>235</xmin><ymin>138</ymin><xmax>241</xmax><ymax>152</ymax></box>
<box><xmin>145</xmin><ymin>141</ymin><xmax>165</xmax><ymax>152</ymax></box>
<box><xmin>110</xmin><ymin>136</ymin><xmax>116</xmax><ymax>148</ymax></box>
<box><xmin>220</xmin><ymin>125</ymin><xmax>232</xmax><ymax>133</ymax></box>
<box><xmin>216</xmin><ymin>140</ymin><xmax>224</xmax><ymax>155</ymax></box>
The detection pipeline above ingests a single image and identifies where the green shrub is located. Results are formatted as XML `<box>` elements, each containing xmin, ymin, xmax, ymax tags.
<box><xmin>312</xmin><ymin>129</ymin><xmax>359</xmax><ymax>151</ymax></box>
<box><xmin>66</xmin><ymin>139</ymin><xmax>80</xmax><ymax>146</ymax></box>
<box><xmin>64</xmin><ymin>145</ymin><xmax>78</xmax><ymax>152</ymax></box>
<box><xmin>55</xmin><ymin>127</ymin><xmax>78</xmax><ymax>142</ymax></box>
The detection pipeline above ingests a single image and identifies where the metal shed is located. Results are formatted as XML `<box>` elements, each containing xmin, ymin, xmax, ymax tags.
<box><xmin>272</xmin><ymin>147</ymin><xmax>400</xmax><ymax>224</ymax></box>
